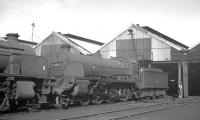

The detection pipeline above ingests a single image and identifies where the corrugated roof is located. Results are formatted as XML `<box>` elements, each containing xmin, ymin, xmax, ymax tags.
<box><xmin>64</xmin><ymin>34</ymin><xmax>104</xmax><ymax>46</ymax></box>
<box><xmin>58</xmin><ymin>33</ymin><xmax>92</xmax><ymax>54</ymax></box>
<box><xmin>142</xmin><ymin>26</ymin><xmax>189</xmax><ymax>49</ymax></box>
<box><xmin>59</xmin><ymin>33</ymin><xmax>102</xmax><ymax>53</ymax></box>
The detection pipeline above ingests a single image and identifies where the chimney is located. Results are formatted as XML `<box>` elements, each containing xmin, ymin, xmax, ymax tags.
<box><xmin>5</xmin><ymin>33</ymin><xmax>20</xmax><ymax>42</ymax></box>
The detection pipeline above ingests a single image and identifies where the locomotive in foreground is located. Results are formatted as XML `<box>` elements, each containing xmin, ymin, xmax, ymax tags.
<box><xmin>42</xmin><ymin>44</ymin><xmax>168</xmax><ymax>108</ymax></box>
<box><xmin>0</xmin><ymin>33</ymin><xmax>55</xmax><ymax>111</ymax></box>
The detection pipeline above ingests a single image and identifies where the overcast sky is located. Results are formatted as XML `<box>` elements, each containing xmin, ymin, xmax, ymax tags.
<box><xmin>0</xmin><ymin>0</ymin><xmax>199</xmax><ymax>49</ymax></box>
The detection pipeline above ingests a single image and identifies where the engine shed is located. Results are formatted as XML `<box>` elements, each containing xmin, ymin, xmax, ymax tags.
<box><xmin>34</xmin><ymin>32</ymin><xmax>103</xmax><ymax>56</ymax></box>
<box><xmin>97</xmin><ymin>24</ymin><xmax>189</xmax><ymax>97</ymax></box>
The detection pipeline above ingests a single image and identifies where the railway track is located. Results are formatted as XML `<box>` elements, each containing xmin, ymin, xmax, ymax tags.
<box><xmin>56</xmin><ymin>97</ymin><xmax>200</xmax><ymax>120</ymax></box>
<box><xmin>0</xmin><ymin>98</ymin><xmax>155</xmax><ymax>115</ymax></box>
<box><xmin>1</xmin><ymin>97</ymin><xmax>199</xmax><ymax>120</ymax></box>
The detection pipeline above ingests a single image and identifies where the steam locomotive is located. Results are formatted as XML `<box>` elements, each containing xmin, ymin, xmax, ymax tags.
<box><xmin>42</xmin><ymin>44</ymin><xmax>168</xmax><ymax>108</ymax></box>
<box><xmin>0</xmin><ymin>33</ymin><xmax>56</xmax><ymax>111</ymax></box>
<box><xmin>0</xmin><ymin>33</ymin><xmax>168</xmax><ymax>111</ymax></box>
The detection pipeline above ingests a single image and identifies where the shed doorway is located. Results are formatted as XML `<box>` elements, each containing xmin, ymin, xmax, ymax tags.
<box><xmin>188</xmin><ymin>62</ymin><xmax>200</xmax><ymax>96</ymax></box>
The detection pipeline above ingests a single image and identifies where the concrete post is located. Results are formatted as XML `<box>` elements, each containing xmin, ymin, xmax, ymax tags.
<box><xmin>178</xmin><ymin>62</ymin><xmax>183</xmax><ymax>98</ymax></box>
<box><xmin>182</xmin><ymin>61</ymin><xmax>188</xmax><ymax>97</ymax></box>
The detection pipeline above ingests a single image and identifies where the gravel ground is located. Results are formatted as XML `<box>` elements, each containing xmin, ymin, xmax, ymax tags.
<box><xmin>0</xmin><ymin>96</ymin><xmax>199</xmax><ymax>120</ymax></box>
<box><xmin>123</xmin><ymin>99</ymin><xmax>200</xmax><ymax>120</ymax></box>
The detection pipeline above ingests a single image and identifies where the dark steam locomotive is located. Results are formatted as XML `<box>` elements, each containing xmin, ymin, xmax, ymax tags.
<box><xmin>42</xmin><ymin>44</ymin><xmax>168</xmax><ymax>108</ymax></box>
<box><xmin>0</xmin><ymin>33</ymin><xmax>55</xmax><ymax>111</ymax></box>
<box><xmin>0</xmin><ymin>33</ymin><xmax>168</xmax><ymax>111</ymax></box>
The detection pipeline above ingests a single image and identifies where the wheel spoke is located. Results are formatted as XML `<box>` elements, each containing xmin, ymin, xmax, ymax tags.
<box><xmin>0</xmin><ymin>93</ymin><xmax>9</xmax><ymax>112</ymax></box>
<box><xmin>92</xmin><ymin>96</ymin><xmax>102</xmax><ymax>105</ymax></box>
<box><xmin>80</xmin><ymin>97</ymin><xmax>90</xmax><ymax>106</ymax></box>
<box><xmin>55</xmin><ymin>96</ymin><xmax>69</xmax><ymax>109</ymax></box>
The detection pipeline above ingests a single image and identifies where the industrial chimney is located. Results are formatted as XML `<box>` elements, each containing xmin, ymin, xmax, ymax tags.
<box><xmin>5</xmin><ymin>33</ymin><xmax>19</xmax><ymax>42</ymax></box>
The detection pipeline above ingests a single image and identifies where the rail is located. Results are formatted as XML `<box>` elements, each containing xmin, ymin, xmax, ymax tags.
<box><xmin>56</xmin><ymin>97</ymin><xmax>200</xmax><ymax>120</ymax></box>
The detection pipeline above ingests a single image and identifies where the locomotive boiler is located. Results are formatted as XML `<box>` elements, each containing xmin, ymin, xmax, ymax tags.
<box><xmin>42</xmin><ymin>44</ymin><xmax>168</xmax><ymax>108</ymax></box>
<box><xmin>0</xmin><ymin>33</ymin><xmax>54</xmax><ymax>111</ymax></box>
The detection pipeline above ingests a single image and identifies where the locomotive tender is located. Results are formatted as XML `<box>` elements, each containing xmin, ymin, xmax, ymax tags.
<box><xmin>0</xmin><ymin>33</ymin><xmax>168</xmax><ymax>111</ymax></box>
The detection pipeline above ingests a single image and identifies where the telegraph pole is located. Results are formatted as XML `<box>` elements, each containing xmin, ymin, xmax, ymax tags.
<box><xmin>31</xmin><ymin>23</ymin><xmax>35</xmax><ymax>42</ymax></box>
<box><xmin>128</xmin><ymin>29</ymin><xmax>138</xmax><ymax>63</ymax></box>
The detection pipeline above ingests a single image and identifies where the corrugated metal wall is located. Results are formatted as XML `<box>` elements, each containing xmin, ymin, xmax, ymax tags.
<box><xmin>116</xmin><ymin>38</ymin><xmax>151</xmax><ymax>61</ymax></box>
<box><xmin>116</xmin><ymin>39</ymin><xmax>136</xmax><ymax>60</ymax></box>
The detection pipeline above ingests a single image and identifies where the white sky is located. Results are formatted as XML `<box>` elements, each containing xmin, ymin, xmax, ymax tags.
<box><xmin>0</xmin><ymin>0</ymin><xmax>200</xmax><ymax>50</ymax></box>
